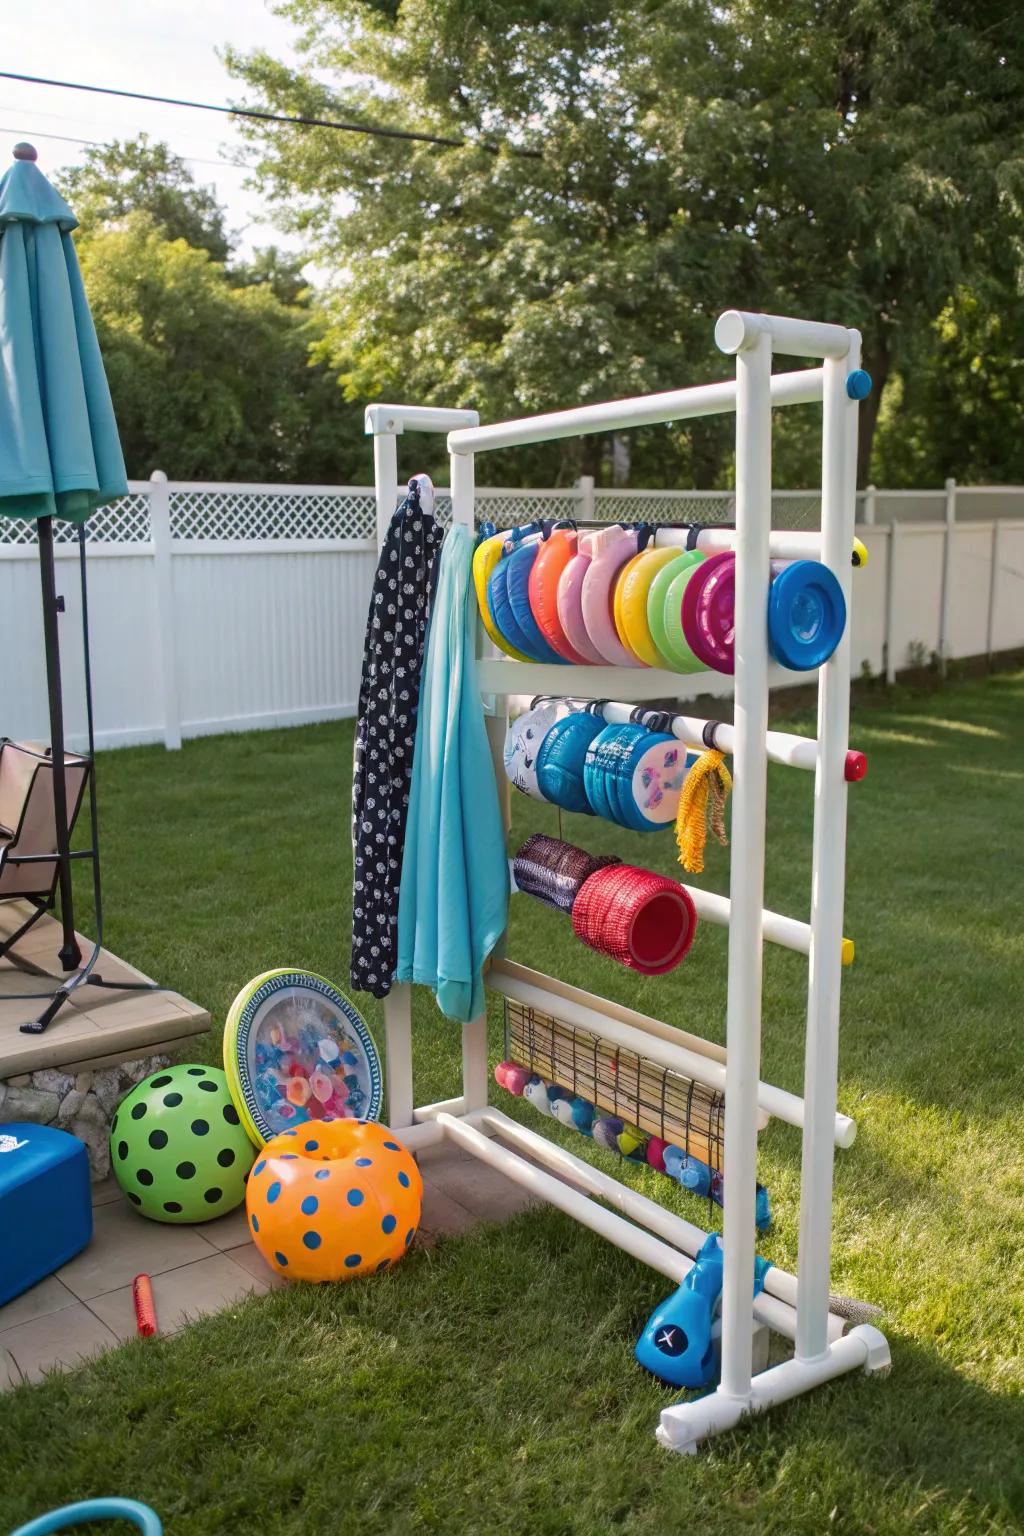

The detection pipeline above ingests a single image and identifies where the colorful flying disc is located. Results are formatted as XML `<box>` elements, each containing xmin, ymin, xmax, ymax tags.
<box><xmin>617</xmin><ymin>546</ymin><xmax>681</xmax><ymax>668</ymax></box>
<box><xmin>681</xmin><ymin>551</ymin><xmax>736</xmax><ymax>673</ymax></box>
<box><xmin>767</xmin><ymin>560</ymin><xmax>846</xmax><ymax>670</ymax></box>
<box><xmin>646</xmin><ymin>550</ymin><xmax>705</xmax><ymax>671</ymax></box>
<box><xmin>224</xmin><ymin>969</ymin><xmax>383</xmax><ymax>1147</ymax></box>
<box><xmin>472</xmin><ymin>531</ymin><xmax>532</xmax><ymax>662</ymax></box>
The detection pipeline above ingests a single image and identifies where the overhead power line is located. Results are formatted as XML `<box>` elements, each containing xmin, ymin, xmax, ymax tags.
<box><xmin>0</xmin><ymin>124</ymin><xmax>250</xmax><ymax>172</ymax></box>
<box><xmin>0</xmin><ymin>126</ymin><xmax>100</xmax><ymax>149</ymax></box>
<box><xmin>0</xmin><ymin>70</ymin><xmax>542</xmax><ymax>158</ymax></box>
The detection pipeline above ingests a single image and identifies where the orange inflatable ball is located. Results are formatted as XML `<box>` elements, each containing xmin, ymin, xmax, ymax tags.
<box><xmin>245</xmin><ymin>1119</ymin><xmax>422</xmax><ymax>1282</ymax></box>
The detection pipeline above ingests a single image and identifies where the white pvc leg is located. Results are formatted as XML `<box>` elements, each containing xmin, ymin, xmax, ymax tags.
<box><xmin>461</xmin><ymin>1016</ymin><xmax>490</xmax><ymax>1112</ymax></box>
<box><xmin>719</xmin><ymin>328</ymin><xmax>773</xmax><ymax>1402</ymax></box>
<box><xmin>795</xmin><ymin>343</ymin><xmax>859</xmax><ymax>1362</ymax></box>
<box><xmin>372</xmin><ymin>432</ymin><xmax>399</xmax><ymax>540</ymax></box>
<box><xmin>384</xmin><ymin>985</ymin><xmax>415</xmax><ymax>1131</ymax></box>
<box><xmin>658</xmin><ymin>1325</ymin><xmax>890</xmax><ymax>1454</ymax></box>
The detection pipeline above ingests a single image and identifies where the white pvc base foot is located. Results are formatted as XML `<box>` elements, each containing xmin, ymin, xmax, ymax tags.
<box><xmin>656</xmin><ymin>1325</ymin><xmax>890</xmax><ymax>1455</ymax></box>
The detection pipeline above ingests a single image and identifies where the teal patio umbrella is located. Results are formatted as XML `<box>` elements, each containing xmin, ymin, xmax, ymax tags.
<box><xmin>0</xmin><ymin>142</ymin><xmax>132</xmax><ymax>1031</ymax></box>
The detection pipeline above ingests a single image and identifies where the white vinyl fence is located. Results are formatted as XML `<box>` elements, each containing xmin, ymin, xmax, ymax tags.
<box><xmin>2</xmin><ymin>475</ymin><xmax>1023</xmax><ymax>751</ymax></box>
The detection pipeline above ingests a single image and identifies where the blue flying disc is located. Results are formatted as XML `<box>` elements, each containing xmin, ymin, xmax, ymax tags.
<box><xmin>767</xmin><ymin>561</ymin><xmax>846</xmax><ymax>671</ymax></box>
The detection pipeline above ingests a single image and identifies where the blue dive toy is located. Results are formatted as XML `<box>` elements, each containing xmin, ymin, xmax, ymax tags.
<box><xmin>635</xmin><ymin>1233</ymin><xmax>771</xmax><ymax>1389</ymax></box>
<box><xmin>662</xmin><ymin>1147</ymin><xmax>772</xmax><ymax>1231</ymax></box>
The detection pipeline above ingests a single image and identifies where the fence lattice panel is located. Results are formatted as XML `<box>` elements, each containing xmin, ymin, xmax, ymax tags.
<box><xmin>0</xmin><ymin>492</ymin><xmax>151</xmax><ymax>545</ymax></box>
<box><xmin>170</xmin><ymin>488</ymin><xmax>376</xmax><ymax>541</ymax></box>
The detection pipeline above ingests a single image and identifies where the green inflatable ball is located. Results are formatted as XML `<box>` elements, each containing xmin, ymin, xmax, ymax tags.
<box><xmin>110</xmin><ymin>1064</ymin><xmax>255</xmax><ymax>1223</ymax></box>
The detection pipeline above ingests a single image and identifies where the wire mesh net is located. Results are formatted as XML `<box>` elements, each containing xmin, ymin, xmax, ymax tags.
<box><xmin>504</xmin><ymin>996</ymin><xmax>725</xmax><ymax>1171</ymax></box>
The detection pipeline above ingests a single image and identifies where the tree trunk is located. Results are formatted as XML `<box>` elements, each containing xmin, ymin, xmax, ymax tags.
<box><xmin>578</xmin><ymin>435</ymin><xmax>603</xmax><ymax>481</ymax></box>
<box><xmin>857</xmin><ymin>332</ymin><xmax>891</xmax><ymax>487</ymax></box>
<box><xmin>611</xmin><ymin>432</ymin><xmax>631</xmax><ymax>487</ymax></box>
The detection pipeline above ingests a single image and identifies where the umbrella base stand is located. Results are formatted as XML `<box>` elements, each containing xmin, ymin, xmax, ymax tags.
<box><xmin>20</xmin><ymin>971</ymin><xmax>159</xmax><ymax>1037</ymax></box>
<box><xmin>5</xmin><ymin>939</ymin><xmax>163</xmax><ymax>1038</ymax></box>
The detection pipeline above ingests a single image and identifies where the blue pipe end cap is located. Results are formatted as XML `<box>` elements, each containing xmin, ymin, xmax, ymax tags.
<box><xmin>846</xmin><ymin>369</ymin><xmax>872</xmax><ymax>401</ymax></box>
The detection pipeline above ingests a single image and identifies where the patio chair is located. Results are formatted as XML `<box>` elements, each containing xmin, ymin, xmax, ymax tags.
<box><xmin>0</xmin><ymin>738</ymin><xmax>90</xmax><ymax>965</ymax></box>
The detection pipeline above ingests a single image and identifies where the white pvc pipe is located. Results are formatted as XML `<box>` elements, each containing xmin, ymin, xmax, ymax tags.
<box><xmin>365</xmin><ymin>403</ymin><xmax>480</xmax><ymax>436</ymax></box>
<box><xmin>577</xmin><ymin>699</ymin><xmax>819</xmax><ymax>772</ymax></box>
<box><xmin>397</xmin><ymin>1119</ymin><xmax>448</xmax><ymax>1152</ymax></box>
<box><xmin>681</xmin><ymin>885</ymin><xmax>854</xmax><ymax>967</ymax></box>
<box><xmin>795</xmin><ymin>340</ymin><xmax>859</xmax><ymax>1362</ymax></box>
<box><xmin>384</xmin><ymin>988</ymin><xmax>415</xmax><ymax>1132</ymax></box>
<box><xmin>490</xmin><ymin>957</ymin><xmax>727</xmax><ymax>1066</ymax></box>
<box><xmin>438</xmin><ymin>1112</ymin><xmax>810</xmax><ymax>1347</ymax></box>
<box><xmin>371</xmin><ymin>430</ymin><xmax>399</xmax><ymax>545</ymax></box>
<box><xmin>369</xmin><ymin>429</ymin><xmax>418</xmax><ymax>1135</ymax></box>
<box><xmin>447</xmin><ymin>369</ymin><xmax>824</xmax><ymax>456</ymax></box>
<box><xmin>719</xmin><ymin>328</ymin><xmax>773</xmax><ymax>1402</ymax></box>
<box><xmin>655</xmin><ymin>526</ymin><xmax>830</xmax><ymax>562</ymax></box>
<box><xmin>487</xmin><ymin>962</ymin><xmax>855</xmax><ymax>1146</ymax></box>
<box><xmin>477</xmin><ymin>657</ymin><xmax>713</xmax><ymax>702</ymax></box>
<box><xmin>448</xmin><ymin>446</ymin><xmax>492</xmax><ymax>1113</ymax></box>
<box><xmin>438</xmin><ymin>1112</ymin><xmax>694</xmax><ymax>1283</ymax></box>
<box><xmin>417</xmin><ymin>1102</ymin><xmax>850</xmax><ymax>1337</ymax></box>
<box><xmin>657</xmin><ymin>1324</ymin><xmax>890</xmax><ymax>1454</ymax></box>
<box><xmin>714</xmin><ymin>310</ymin><xmax>853</xmax><ymax>361</ymax></box>
<box><xmin>413</xmin><ymin>1095</ymin><xmax>468</xmax><ymax>1121</ymax></box>
<box><xmin>473</xmin><ymin>1108</ymin><xmax>828</xmax><ymax>1342</ymax></box>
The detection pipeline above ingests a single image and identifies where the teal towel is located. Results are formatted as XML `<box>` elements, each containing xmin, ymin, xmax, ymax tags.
<box><xmin>396</xmin><ymin>522</ymin><xmax>509</xmax><ymax>1022</ymax></box>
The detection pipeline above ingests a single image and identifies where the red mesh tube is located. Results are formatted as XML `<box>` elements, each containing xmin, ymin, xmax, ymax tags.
<box><xmin>133</xmin><ymin>1273</ymin><xmax>158</xmax><ymax>1337</ymax></box>
<box><xmin>572</xmin><ymin>864</ymin><xmax>698</xmax><ymax>974</ymax></box>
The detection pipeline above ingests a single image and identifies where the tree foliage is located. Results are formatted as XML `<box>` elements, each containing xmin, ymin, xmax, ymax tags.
<box><xmin>77</xmin><ymin>215</ymin><xmax>365</xmax><ymax>482</ymax></box>
<box><xmin>61</xmin><ymin>139</ymin><xmax>366</xmax><ymax>482</ymax></box>
<box><xmin>59</xmin><ymin>136</ymin><xmax>233</xmax><ymax>262</ymax></box>
<box><xmin>226</xmin><ymin>0</ymin><xmax>1024</xmax><ymax>487</ymax></box>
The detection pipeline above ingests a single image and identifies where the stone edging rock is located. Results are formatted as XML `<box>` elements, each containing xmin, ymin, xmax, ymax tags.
<box><xmin>0</xmin><ymin>1055</ymin><xmax>171</xmax><ymax>1181</ymax></box>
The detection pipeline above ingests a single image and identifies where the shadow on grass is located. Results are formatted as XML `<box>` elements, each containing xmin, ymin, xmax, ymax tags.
<box><xmin>0</xmin><ymin>1210</ymin><xmax>1021</xmax><ymax>1536</ymax></box>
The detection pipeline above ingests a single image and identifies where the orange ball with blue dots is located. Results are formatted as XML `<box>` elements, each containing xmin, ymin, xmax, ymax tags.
<box><xmin>245</xmin><ymin>1118</ymin><xmax>422</xmax><ymax>1281</ymax></box>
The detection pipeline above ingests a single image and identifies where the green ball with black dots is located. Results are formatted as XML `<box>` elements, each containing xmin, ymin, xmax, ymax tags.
<box><xmin>110</xmin><ymin>1064</ymin><xmax>255</xmax><ymax>1223</ymax></box>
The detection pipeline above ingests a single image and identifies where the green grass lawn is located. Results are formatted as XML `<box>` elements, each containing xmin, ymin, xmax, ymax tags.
<box><xmin>2</xmin><ymin>671</ymin><xmax>1023</xmax><ymax>1535</ymax></box>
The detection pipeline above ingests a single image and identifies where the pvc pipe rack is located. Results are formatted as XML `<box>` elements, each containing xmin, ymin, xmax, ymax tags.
<box><xmin>523</xmin><ymin>697</ymin><xmax>868</xmax><ymax>782</ymax></box>
<box><xmin>366</xmin><ymin>309</ymin><xmax>890</xmax><ymax>1455</ymax></box>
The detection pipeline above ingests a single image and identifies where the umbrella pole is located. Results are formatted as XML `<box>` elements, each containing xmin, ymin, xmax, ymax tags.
<box><xmin>37</xmin><ymin>515</ymin><xmax>82</xmax><ymax>971</ymax></box>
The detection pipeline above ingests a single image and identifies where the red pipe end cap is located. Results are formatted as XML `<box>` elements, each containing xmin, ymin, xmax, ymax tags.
<box><xmin>845</xmin><ymin>750</ymin><xmax>868</xmax><ymax>782</ymax></box>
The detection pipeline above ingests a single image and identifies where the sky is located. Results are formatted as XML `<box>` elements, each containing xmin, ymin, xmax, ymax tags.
<box><xmin>0</xmin><ymin>0</ymin><xmax>305</xmax><ymax>256</ymax></box>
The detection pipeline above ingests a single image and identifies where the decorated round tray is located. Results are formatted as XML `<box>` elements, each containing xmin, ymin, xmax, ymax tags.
<box><xmin>224</xmin><ymin>969</ymin><xmax>383</xmax><ymax>1146</ymax></box>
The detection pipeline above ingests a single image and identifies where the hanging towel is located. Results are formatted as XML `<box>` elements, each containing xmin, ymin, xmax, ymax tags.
<box><xmin>395</xmin><ymin>521</ymin><xmax>510</xmax><ymax>1022</ymax></box>
<box><xmin>351</xmin><ymin>475</ymin><xmax>444</xmax><ymax>999</ymax></box>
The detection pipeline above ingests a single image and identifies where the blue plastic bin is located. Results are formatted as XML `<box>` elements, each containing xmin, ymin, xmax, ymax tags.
<box><xmin>0</xmin><ymin>1122</ymin><xmax>92</xmax><ymax>1306</ymax></box>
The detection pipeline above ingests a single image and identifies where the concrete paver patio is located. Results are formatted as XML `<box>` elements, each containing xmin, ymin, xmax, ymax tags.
<box><xmin>0</xmin><ymin>1138</ymin><xmax>537</xmax><ymax>1389</ymax></box>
